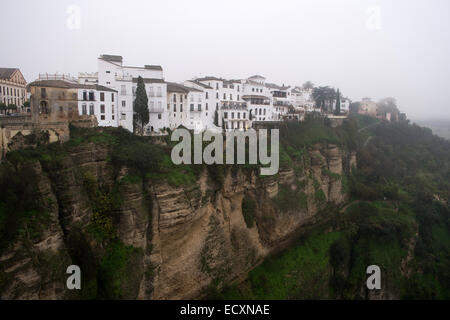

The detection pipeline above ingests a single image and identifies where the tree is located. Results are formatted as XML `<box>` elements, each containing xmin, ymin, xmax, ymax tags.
<box><xmin>349</xmin><ymin>102</ymin><xmax>360</xmax><ymax>114</ymax></box>
<box><xmin>335</xmin><ymin>89</ymin><xmax>341</xmax><ymax>114</ymax></box>
<box><xmin>312</xmin><ymin>86</ymin><xmax>336</xmax><ymax>112</ymax></box>
<box><xmin>214</xmin><ymin>110</ymin><xmax>219</xmax><ymax>126</ymax></box>
<box><xmin>377</xmin><ymin>97</ymin><xmax>399</xmax><ymax>116</ymax></box>
<box><xmin>133</xmin><ymin>76</ymin><xmax>149</xmax><ymax>135</ymax></box>
<box><xmin>302</xmin><ymin>81</ymin><xmax>314</xmax><ymax>90</ymax></box>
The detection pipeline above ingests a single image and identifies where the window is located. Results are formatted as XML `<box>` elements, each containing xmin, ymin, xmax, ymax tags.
<box><xmin>101</xmin><ymin>115</ymin><xmax>105</xmax><ymax>120</ymax></box>
<box><xmin>82</xmin><ymin>104</ymin><xmax>87</xmax><ymax>115</ymax></box>
<box><xmin>100</xmin><ymin>104</ymin><xmax>105</xmax><ymax>113</ymax></box>
<box><xmin>100</xmin><ymin>92</ymin><xmax>105</xmax><ymax>101</ymax></box>
<box><xmin>216</xmin><ymin>92</ymin><xmax>219</xmax><ymax>99</ymax></box>
<box><xmin>41</xmin><ymin>88</ymin><xmax>46</xmax><ymax>98</ymax></box>
<box><xmin>89</xmin><ymin>104</ymin><xmax>94</xmax><ymax>115</ymax></box>
<box><xmin>223</xmin><ymin>93</ymin><xmax>226</xmax><ymax>99</ymax></box>
<box><xmin>224</xmin><ymin>112</ymin><xmax>228</xmax><ymax>119</ymax></box>
<box><xmin>157</xmin><ymin>87</ymin><xmax>162</xmax><ymax>97</ymax></box>
<box><xmin>206</xmin><ymin>103</ymin><xmax>208</xmax><ymax>110</ymax></box>
<box><xmin>230</xmin><ymin>94</ymin><xmax>232</xmax><ymax>100</ymax></box>
<box><xmin>112</xmin><ymin>105</ymin><xmax>114</xmax><ymax>113</ymax></box>
<box><xmin>180</xmin><ymin>104</ymin><xmax>183</xmax><ymax>112</ymax></box>
<box><xmin>243</xmin><ymin>112</ymin><xmax>246</xmax><ymax>118</ymax></box>
<box><xmin>231</xmin><ymin>112</ymin><xmax>234</xmax><ymax>119</ymax></box>
<box><xmin>89</xmin><ymin>91</ymin><xmax>95</xmax><ymax>101</ymax></box>
<box><xmin>252</xmin><ymin>88</ymin><xmax>255</xmax><ymax>92</ymax></box>
<box><xmin>237</xmin><ymin>86</ymin><xmax>240</xmax><ymax>92</ymax></box>
<box><xmin>216</xmin><ymin>83</ymin><xmax>219</xmax><ymax>90</ymax></box>
<box><xmin>158</xmin><ymin>101</ymin><xmax>162</xmax><ymax>109</ymax></box>
<box><xmin>216</xmin><ymin>103</ymin><xmax>218</xmax><ymax>110</ymax></box>
<box><xmin>121</xmin><ymin>113</ymin><xmax>126</xmax><ymax>120</ymax></box>
<box><xmin>106</xmin><ymin>71</ymin><xmax>111</xmax><ymax>74</ymax></box>
<box><xmin>190</xmin><ymin>104</ymin><xmax>194</xmax><ymax>111</ymax></box>
<box><xmin>132</xmin><ymin>87</ymin><xmax>136</xmax><ymax>96</ymax></box>
<box><xmin>174</xmin><ymin>104</ymin><xmax>177</xmax><ymax>112</ymax></box>
<box><xmin>158</xmin><ymin>114</ymin><xmax>162</xmax><ymax>119</ymax></box>
<box><xmin>150</xmin><ymin>101</ymin><xmax>154</xmax><ymax>109</ymax></box>
<box><xmin>173</xmin><ymin>94</ymin><xmax>176</xmax><ymax>102</ymax></box>
<box><xmin>237</xmin><ymin>95</ymin><xmax>239</xmax><ymax>100</ymax></box>
<box><xmin>122</xmin><ymin>101</ymin><xmax>126</xmax><ymax>107</ymax></box>
<box><xmin>206</xmin><ymin>92</ymin><xmax>209</xmax><ymax>99</ymax></box>
<box><xmin>238</xmin><ymin>112</ymin><xmax>240</xmax><ymax>119</ymax></box>
<box><xmin>111</xmin><ymin>93</ymin><xmax>114</xmax><ymax>102</ymax></box>
<box><xmin>198</xmin><ymin>104</ymin><xmax>201</xmax><ymax>111</ymax></box>
<box><xmin>149</xmin><ymin>87</ymin><xmax>154</xmax><ymax>97</ymax></box>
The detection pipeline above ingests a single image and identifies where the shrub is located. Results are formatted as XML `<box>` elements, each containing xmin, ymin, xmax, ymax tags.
<box><xmin>242</xmin><ymin>197</ymin><xmax>256</xmax><ymax>228</ymax></box>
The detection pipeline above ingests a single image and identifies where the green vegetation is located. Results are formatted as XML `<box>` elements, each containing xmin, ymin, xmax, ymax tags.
<box><xmin>133</xmin><ymin>76</ymin><xmax>149</xmax><ymax>134</ymax></box>
<box><xmin>223</xmin><ymin>117</ymin><xmax>450</xmax><ymax>300</ymax></box>
<box><xmin>98</xmin><ymin>241</ymin><xmax>143</xmax><ymax>299</ymax></box>
<box><xmin>272</xmin><ymin>184</ymin><xmax>308</xmax><ymax>213</ymax></box>
<box><xmin>242</xmin><ymin>198</ymin><xmax>256</xmax><ymax>228</ymax></box>
<box><xmin>1</xmin><ymin>112</ymin><xmax>449</xmax><ymax>300</ymax></box>
<box><xmin>223</xmin><ymin>231</ymin><xmax>343</xmax><ymax>299</ymax></box>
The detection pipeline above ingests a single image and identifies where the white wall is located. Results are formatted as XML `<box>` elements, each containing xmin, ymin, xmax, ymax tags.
<box><xmin>77</xmin><ymin>89</ymin><xmax>118</xmax><ymax>127</ymax></box>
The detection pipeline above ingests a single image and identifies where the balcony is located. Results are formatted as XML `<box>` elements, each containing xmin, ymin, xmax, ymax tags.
<box><xmin>220</xmin><ymin>101</ymin><xmax>247</xmax><ymax>110</ymax></box>
<box><xmin>149</xmin><ymin>107</ymin><xmax>164</xmax><ymax>113</ymax></box>
<box><xmin>274</xmin><ymin>101</ymin><xmax>293</xmax><ymax>107</ymax></box>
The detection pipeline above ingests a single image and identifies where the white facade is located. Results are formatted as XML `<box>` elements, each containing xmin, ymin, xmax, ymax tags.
<box><xmin>77</xmin><ymin>86</ymin><xmax>118</xmax><ymax>127</ymax></box>
<box><xmin>165</xmin><ymin>82</ymin><xmax>220</xmax><ymax>133</ymax></box>
<box><xmin>78</xmin><ymin>55</ymin><xmax>165</xmax><ymax>132</ymax></box>
<box><xmin>74</xmin><ymin>54</ymin><xmax>355</xmax><ymax>134</ymax></box>
<box><xmin>267</xmin><ymin>83</ymin><xmax>292</xmax><ymax>120</ymax></box>
<box><xmin>243</xmin><ymin>75</ymin><xmax>273</xmax><ymax>122</ymax></box>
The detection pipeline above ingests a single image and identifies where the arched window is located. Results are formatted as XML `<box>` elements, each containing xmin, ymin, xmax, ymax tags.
<box><xmin>82</xmin><ymin>104</ymin><xmax>87</xmax><ymax>115</ymax></box>
<box><xmin>89</xmin><ymin>104</ymin><xmax>94</xmax><ymax>115</ymax></box>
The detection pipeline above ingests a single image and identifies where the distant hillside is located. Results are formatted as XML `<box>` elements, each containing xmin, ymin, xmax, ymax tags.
<box><xmin>414</xmin><ymin>119</ymin><xmax>450</xmax><ymax>140</ymax></box>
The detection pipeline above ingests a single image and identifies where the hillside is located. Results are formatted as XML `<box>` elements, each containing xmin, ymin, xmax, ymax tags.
<box><xmin>0</xmin><ymin>116</ymin><xmax>449</xmax><ymax>300</ymax></box>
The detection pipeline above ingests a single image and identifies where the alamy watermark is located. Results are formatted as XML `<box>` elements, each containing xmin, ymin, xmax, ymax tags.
<box><xmin>170</xmin><ymin>128</ymin><xmax>279</xmax><ymax>176</ymax></box>
<box><xmin>66</xmin><ymin>5</ymin><xmax>81</xmax><ymax>30</ymax></box>
<box><xmin>366</xmin><ymin>5</ymin><xmax>382</xmax><ymax>31</ymax></box>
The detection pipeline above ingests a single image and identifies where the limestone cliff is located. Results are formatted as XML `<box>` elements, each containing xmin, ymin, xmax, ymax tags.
<box><xmin>0</xmin><ymin>141</ymin><xmax>355</xmax><ymax>300</ymax></box>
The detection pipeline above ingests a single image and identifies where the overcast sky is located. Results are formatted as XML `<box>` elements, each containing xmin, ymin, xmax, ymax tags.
<box><xmin>1</xmin><ymin>0</ymin><xmax>449</xmax><ymax>120</ymax></box>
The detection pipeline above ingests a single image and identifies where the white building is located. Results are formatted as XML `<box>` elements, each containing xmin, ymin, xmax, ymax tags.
<box><xmin>242</xmin><ymin>75</ymin><xmax>273</xmax><ymax>122</ymax></box>
<box><xmin>194</xmin><ymin>76</ymin><xmax>250</xmax><ymax>131</ymax></box>
<box><xmin>183</xmin><ymin>79</ymin><xmax>219</xmax><ymax>132</ymax></box>
<box><xmin>79</xmin><ymin>54</ymin><xmax>165</xmax><ymax>132</ymax></box>
<box><xmin>77</xmin><ymin>85</ymin><xmax>118</xmax><ymax>127</ymax></box>
<box><xmin>266</xmin><ymin>82</ymin><xmax>292</xmax><ymax>120</ymax></box>
<box><xmin>166</xmin><ymin>82</ymin><xmax>209</xmax><ymax>133</ymax></box>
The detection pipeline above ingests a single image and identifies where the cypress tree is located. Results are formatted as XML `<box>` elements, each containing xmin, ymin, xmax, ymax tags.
<box><xmin>335</xmin><ymin>89</ymin><xmax>341</xmax><ymax>114</ymax></box>
<box><xmin>214</xmin><ymin>110</ymin><xmax>219</xmax><ymax>126</ymax></box>
<box><xmin>133</xmin><ymin>76</ymin><xmax>149</xmax><ymax>135</ymax></box>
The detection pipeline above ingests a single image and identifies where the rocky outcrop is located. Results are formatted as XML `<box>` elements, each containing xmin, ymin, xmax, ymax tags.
<box><xmin>0</xmin><ymin>142</ymin><xmax>354</xmax><ymax>300</ymax></box>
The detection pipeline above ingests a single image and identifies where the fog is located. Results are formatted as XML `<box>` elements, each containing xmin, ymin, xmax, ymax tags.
<box><xmin>1</xmin><ymin>0</ymin><xmax>449</xmax><ymax>120</ymax></box>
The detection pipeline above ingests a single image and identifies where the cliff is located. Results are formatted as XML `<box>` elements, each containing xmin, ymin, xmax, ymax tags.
<box><xmin>0</xmin><ymin>134</ymin><xmax>356</xmax><ymax>299</ymax></box>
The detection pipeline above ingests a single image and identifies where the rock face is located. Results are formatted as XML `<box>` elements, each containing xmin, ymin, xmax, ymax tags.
<box><xmin>0</xmin><ymin>142</ymin><xmax>354</xmax><ymax>300</ymax></box>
